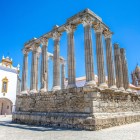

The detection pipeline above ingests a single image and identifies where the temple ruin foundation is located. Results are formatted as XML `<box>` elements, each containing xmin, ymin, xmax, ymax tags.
<box><xmin>13</xmin><ymin>87</ymin><xmax>140</xmax><ymax>130</ymax></box>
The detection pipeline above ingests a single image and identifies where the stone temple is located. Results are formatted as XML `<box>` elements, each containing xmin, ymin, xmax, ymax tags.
<box><xmin>12</xmin><ymin>9</ymin><xmax>140</xmax><ymax>130</ymax></box>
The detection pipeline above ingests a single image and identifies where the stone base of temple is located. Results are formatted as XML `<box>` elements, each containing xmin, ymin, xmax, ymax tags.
<box><xmin>12</xmin><ymin>111</ymin><xmax>140</xmax><ymax>131</ymax></box>
<box><xmin>12</xmin><ymin>87</ymin><xmax>140</xmax><ymax>131</ymax></box>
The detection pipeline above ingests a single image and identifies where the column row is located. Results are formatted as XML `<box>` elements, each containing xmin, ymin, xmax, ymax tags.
<box><xmin>21</xmin><ymin>39</ymin><xmax>66</xmax><ymax>93</ymax></box>
<box><xmin>114</xmin><ymin>44</ymin><xmax>130</xmax><ymax>91</ymax></box>
<box><xmin>21</xmin><ymin>20</ymin><xmax>130</xmax><ymax>93</ymax></box>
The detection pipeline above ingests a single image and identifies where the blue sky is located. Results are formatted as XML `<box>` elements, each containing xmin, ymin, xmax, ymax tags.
<box><xmin>0</xmin><ymin>0</ymin><xmax>140</xmax><ymax>89</ymax></box>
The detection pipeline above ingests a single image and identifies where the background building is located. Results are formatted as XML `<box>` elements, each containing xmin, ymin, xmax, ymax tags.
<box><xmin>0</xmin><ymin>56</ymin><xmax>20</xmax><ymax>115</ymax></box>
<box><xmin>65</xmin><ymin>74</ymin><xmax>140</xmax><ymax>93</ymax></box>
<box><xmin>131</xmin><ymin>64</ymin><xmax>140</xmax><ymax>87</ymax></box>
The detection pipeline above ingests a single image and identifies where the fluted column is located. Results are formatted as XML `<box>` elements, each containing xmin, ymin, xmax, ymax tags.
<box><xmin>120</xmin><ymin>48</ymin><xmax>131</xmax><ymax>91</ymax></box>
<box><xmin>30</xmin><ymin>43</ymin><xmax>40</xmax><ymax>93</ymax></box>
<box><xmin>104</xmin><ymin>30</ymin><xmax>117</xmax><ymax>89</ymax></box>
<box><xmin>82</xmin><ymin>17</ymin><xmax>96</xmax><ymax>87</ymax></box>
<box><xmin>61</xmin><ymin>61</ymin><xmax>65</xmax><ymax>89</ymax></box>
<box><xmin>36</xmin><ymin>51</ymin><xmax>40</xmax><ymax>91</ymax></box>
<box><xmin>65</xmin><ymin>24</ymin><xmax>76</xmax><ymax>88</ymax></box>
<box><xmin>114</xmin><ymin>44</ymin><xmax>124</xmax><ymax>90</ymax></box>
<box><xmin>21</xmin><ymin>49</ymin><xmax>28</xmax><ymax>94</ymax></box>
<box><xmin>94</xmin><ymin>23</ymin><xmax>108</xmax><ymax>88</ymax></box>
<box><xmin>40</xmin><ymin>38</ymin><xmax>48</xmax><ymax>92</ymax></box>
<box><xmin>52</xmin><ymin>31</ymin><xmax>61</xmax><ymax>91</ymax></box>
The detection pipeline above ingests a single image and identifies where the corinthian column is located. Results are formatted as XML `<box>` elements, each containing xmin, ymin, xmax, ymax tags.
<box><xmin>65</xmin><ymin>24</ymin><xmax>76</xmax><ymax>88</ymax></box>
<box><xmin>114</xmin><ymin>44</ymin><xmax>124</xmax><ymax>90</ymax></box>
<box><xmin>120</xmin><ymin>48</ymin><xmax>131</xmax><ymax>91</ymax></box>
<box><xmin>21</xmin><ymin>49</ymin><xmax>28</xmax><ymax>94</ymax></box>
<box><xmin>94</xmin><ymin>23</ymin><xmax>108</xmax><ymax>88</ymax></box>
<box><xmin>52</xmin><ymin>31</ymin><xmax>61</xmax><ymax>91</ymax></box>
<box><xmin>104</xmin><ymin>30</ymin><xmax>117</xmax><ymax>89</ymax></box>
<box><xmin>40</xmin><ymin>38</ymin><xmax>48</xmax><ymax>93</ymax></box>
<box><xmin>30</xmin><ymin>42</ymin><xmax>40</xmax><ymax>93</ymax></box>
<box><xmin>82</xmin><ymin>17</ymin><xmax>96</xmax><ymax>87</ymax></box>
<box><xmin>61</xmin><ymin>60</ymin><xmax>65</xmax><ymax>89</ymax></box>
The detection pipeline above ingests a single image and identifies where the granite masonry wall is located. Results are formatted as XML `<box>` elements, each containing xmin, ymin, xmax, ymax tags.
<box><xmin>12</xmin><ymin>87</ymin><xmax>140</xmax><ymax>130</ymax></box>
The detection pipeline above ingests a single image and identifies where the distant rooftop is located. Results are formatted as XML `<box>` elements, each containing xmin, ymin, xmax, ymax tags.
<box><xmin>0</xmin><ymin>55</ymin><xmax>20</xmax><ymax>74</ymax></box>
<box><xmin>65</xmin><ymin>75</ymin><xmax>140</xmax><ymax>92</ymax></box>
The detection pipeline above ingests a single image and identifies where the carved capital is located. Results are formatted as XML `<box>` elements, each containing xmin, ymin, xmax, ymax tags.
<box><xmin>93</xmin><ymin>23</ymin><xmax>103</xmax><ymax>33</ymax></box>
<box><xmin>120</xmin><ymin>48</ymin><xmax>126</xmax><ymax>55</ymax></box>
<box><xmin>103</xmin><ymin>30</ymin><xmax>113</xmax><ymax>39</ymax></box>
<box><xmin>22</xmin><ymin>49</ymin><xmax>28</xmax><ymax>55</ymax></box>
<box><xmin>81</xmin><ymin>16</ymin><xmax>93</xmax><ymax>27</ymax></box>
<box><xmin>64</xmin><ymin>24</ymin><xmax>76</xmax><ymax>33</ymax></box>
<box><xmin>52</xmin><ymin>31</ymin><xmax>61</xmax><ymax>40</ymax></box>
<box><xmin>114</xmin><ymin>43</ymin><xmax>119</xmax><ymax>50</ymax></box>
<box><xmin>32</xmin><ymin>42</ymin><xmax>41</xmax><ymax>53</ymax></box>
<box><xmin>40</xmin><ymin>37</ymin><xmax>48</xmax><ymax>46</ymax></box>
<box><xmin>60</xmin><ymin>57</ymin><xmax>66</xmax><ymax>65</ymax></box>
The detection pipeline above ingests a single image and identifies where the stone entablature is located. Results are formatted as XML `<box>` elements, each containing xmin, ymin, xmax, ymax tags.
<box><xmin>13</xmin><ymin>87</ymin><xmax>140</xmax><ymax>130</ymax></box>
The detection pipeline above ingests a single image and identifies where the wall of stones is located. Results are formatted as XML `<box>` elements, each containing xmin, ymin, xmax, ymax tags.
<box><xmin>92</xmin><ymin>89</ymin><xmax>140</xmax><ymax>114</ymax></box>
<box><xmin>13</xmin><ymin>87</ymin><xmax>140</xmax><ymax>130</ymax></box>
<box><xmin>16</xmin><ymin>87</ymin><xmax>140</xmax><ymax>115</ymax></box>
<box><xmin>16</xmin><ymin>87</ymin><xmax>93</xmax><ymax>114</ymax></box>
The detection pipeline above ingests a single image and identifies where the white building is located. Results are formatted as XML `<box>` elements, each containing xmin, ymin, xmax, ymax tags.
<box><xmin>0</xmin><ymin>56</ymin><xmax>20</xmax><ymax>115</ymax></box>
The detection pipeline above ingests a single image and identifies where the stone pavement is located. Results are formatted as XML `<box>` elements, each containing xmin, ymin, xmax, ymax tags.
<box><xmin>0</xmin><ymin>115</ymin><xmax>140</xmax><ymax>140</ymax></box>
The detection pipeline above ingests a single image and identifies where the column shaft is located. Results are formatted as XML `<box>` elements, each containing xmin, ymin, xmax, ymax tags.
<box><xmin>61</xmin><ymin>63</ymin><xmax>65</xmax><ymax>89</ymax></box>
<box><xmin>104</xmin><ymin>33</ymin><xmax>116</xmax><ymax>88</ymax></box>
<box><xmin>30</xmin><ymin>44</ymin><xmax>40</xmax><ymax>93</ymax></box>
<box><xmin>94</xmin><ymin>25</ymin><xmax>107</xmax><ymax>88</ymax></box>
<box><xmin>114</xmin><ymin>44</ymin><xmax>124</xmax><ymax>90</ymax></box>
<box><xmin>40</xmin><ymin>39</ymin><xmax>48</xmax><ymax>92</ymax></box>
<box><xmin>30</xmin><ymin>51</ymin><xmax>33</xmax><ymax>90</ymax></box>
<box><xmin>36</xmin><ymin>53</ymin><xmax>40</xmax><ymax>90</ymax></box>
<box><xmin>84</xmin><ymin>23</ymin><xmax>96</xmax><ymax>86</ymax></box>
<box><xmin>120</xmin><ymin>48</ymin><xmax>129</xmax><ymax>90</ymax></box>
<box><xmin>67</xmin><ymin>29</ymin><xmax>76</xmax><ymax>88</ymax></box>
<box><xmin>52</xmin><ymin>32</ymin><xmax>61</xmax><ymax>91</ymax></box>
<box><xmin>21</xmin><ymin>50</ymin><xmax>28</xmax><ymax>93</ymax></box>
<box><xmin>46</xmin><ymin>54</ymin><xmax>49</xmax><ymax>90</ymax></box>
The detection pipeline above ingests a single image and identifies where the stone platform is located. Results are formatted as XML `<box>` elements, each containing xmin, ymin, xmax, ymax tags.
<box><xmin>12</xmin><ymin>87</ymin><xmax>140</xmax><ymax>130</ymax></box>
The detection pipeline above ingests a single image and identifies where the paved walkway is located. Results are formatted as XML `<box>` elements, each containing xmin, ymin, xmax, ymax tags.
<box><xmin>0</xmin><ymin>116</ymin><xmax>140</xmax><ymax>140</ymax></box>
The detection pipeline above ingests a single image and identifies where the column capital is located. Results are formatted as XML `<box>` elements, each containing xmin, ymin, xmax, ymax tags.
<box><xmin>64</xmin><ymin>24</ymin><xmax>76</xmax><ymax>33</ymax></box>
<box><xmin>81</xmin><ymin>16</ymin><xmax>93</xmax><ymax>27</ymax></box>
<box><xmin>32</xmin><ymin>42</ymin><xmax>41</xmax><ymax>53</ymax></box>
<box><xmin>120</xmin><ymin>48</ymin><xmax>127</xmax><ymax>62</ymax></box>
<box><xmin>120</xmin><ymin>48</ymin><xmax>126</xmax><ymax>55</ymax></box>
<box><xmin>114</xmin><ymin>43</ymin><xmax>119</xmax><ymax>50</ymax></box>
<box><xmin>40</xmin><ymin>37</ymin><xmax>48</xmax><ymax>46</ymax></box>
<box><xmin>22</xmin><ymin>49</ymin><xmax>29</xmax><ymax>55</ymax></box>
<box><xmin>52</xmin><ymin>31</ymin><xmax>62</xmax><ymax>41</ymax></box>
<box><xmin>103</xmin><ymin>30</ymin><xmax>113</xmax><ymax>39</ymax></box>
<box><xmin>60</xmin><ymin>58</ymin><xmax>66</xmax><ymax>65</ymax></box>
<box><xmin>93</xmin><ymin>23</ymin><xmax>103</xmax><ymax>33</ymax></box>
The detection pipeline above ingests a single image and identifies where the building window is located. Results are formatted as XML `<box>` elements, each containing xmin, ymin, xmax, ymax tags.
<box><xmin>2</xmin><ymin>77</ymin><xmax>8</xmax><ymax>94</ymax></box>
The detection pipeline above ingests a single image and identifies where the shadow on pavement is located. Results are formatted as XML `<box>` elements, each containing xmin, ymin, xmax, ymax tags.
<box><xmin>0</xmin><ymin>119</ymin><xmax>82</xmax><ymax>132</ymax></box>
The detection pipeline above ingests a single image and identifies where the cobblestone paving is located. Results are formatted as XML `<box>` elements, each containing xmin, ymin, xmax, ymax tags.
<box><xmin>0</xmin><ymin>116</ymin><xmax>140</xmax><ymax>140</ymax></box>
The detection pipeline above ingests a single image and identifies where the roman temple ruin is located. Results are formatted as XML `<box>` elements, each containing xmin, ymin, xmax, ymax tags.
<box><xmin>13</xmin><ymin>9</ymin><xmax>140</xmax><ymax>130</ymax></box>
